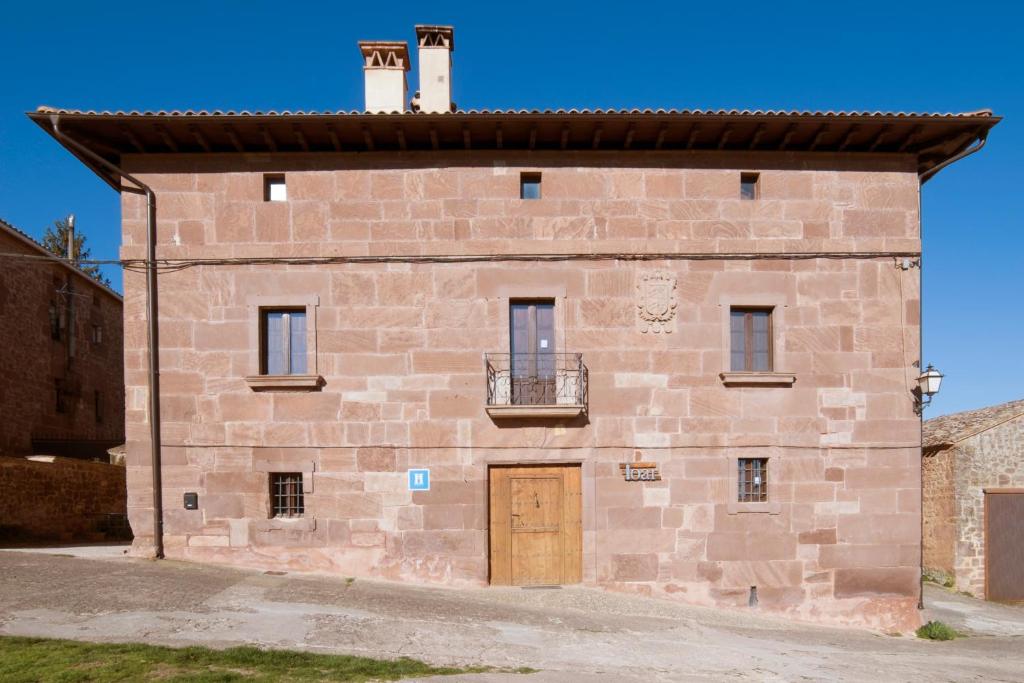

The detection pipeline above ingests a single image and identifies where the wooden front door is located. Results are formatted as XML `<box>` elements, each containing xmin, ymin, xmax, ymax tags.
<box><xmin>489</xmin><ymin>465</ymin><xmax>582</xmax><ymax>586</ymax></box>
<box><xmin>986</xmin><ymin>491</ymin><xmax>1024</xmax><ymax>602</ymax></box>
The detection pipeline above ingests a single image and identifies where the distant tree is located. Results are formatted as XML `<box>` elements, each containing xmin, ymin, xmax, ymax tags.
<box><xmin>41</xmin><ymin>216</ymin><xmax>111</xmax><ymax>287</ymax></box>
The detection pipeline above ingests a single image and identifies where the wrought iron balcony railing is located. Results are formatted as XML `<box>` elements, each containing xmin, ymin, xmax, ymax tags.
<box><xmin>484</xmin><ymin>353</ymin><xmax>587</xmax><ymax>418</ymax></box>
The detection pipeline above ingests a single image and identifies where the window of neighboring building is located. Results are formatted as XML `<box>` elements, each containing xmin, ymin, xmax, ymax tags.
<box><xmin>730</xmin><ymin>307</ymin><xmax>772</xmax><ymax>372</ymax></box>
<box><xmin>49</xmin><ymin>303</ymin><xmax>61</xmax><ymax>341</ymax></box>
<box><xmin>55</xmin><ymin>379</ymin><xmax>66</xmax><ymax>414</ymax></box>
<box><xmin>270</xmin><ymin>472</ymin><xmax>304</xmax><ymax>518</ymax></box>
<box><xmin>260</xmin><ymin>309</ymin><xmax>307</xmax><ymax>376</ymax></box>
<box><xmin>94</xmin><ymin>390</ymin><xmax>102</xmax><ymax>423</ymax></box>
<box><xmin>520</xmin><ymin>173</ymin><xmax>541</xmax><ymax>200</ymax></box>
<box><xmin>264</xmin><ymin>174</ymin><xmax>287</xmax><ymax>202</ymax></box>
<box><xmin>738</xmin><ymin>458</ymin><xmax>768</xmax><ymax>502</ymax></box>
<box><xmin>91</xmin><ymin>324</ymin><xmax>102</xmax><ymax>344</ymax></box>
<box><xmin>740</xmin><ymin>172</ymin><xmax>760</xmax><ymax>200</ymax></box>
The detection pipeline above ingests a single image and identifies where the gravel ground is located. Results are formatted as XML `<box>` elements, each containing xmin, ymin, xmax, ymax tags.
<box><xmin>1</xmin><ymin>550</ymin><xmax>1022</xmax><ymax>682</ymax></box>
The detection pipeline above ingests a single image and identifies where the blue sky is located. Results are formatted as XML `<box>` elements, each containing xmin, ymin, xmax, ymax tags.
<box><xmin>0</xmin><ymin>2</ymin><xmax>1019</xmax><ymax>417</ymax></box>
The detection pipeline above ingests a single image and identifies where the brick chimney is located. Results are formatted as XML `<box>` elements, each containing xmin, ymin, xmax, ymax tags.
<box><xmin>358</xmin><ymin>41</ymin><xmax>410</xmax><ymax>113</ymax></box>
<box><xmin>414</xmin><ymin>25</ymin><xmax>454</xmax><ymax>113</ymax></box>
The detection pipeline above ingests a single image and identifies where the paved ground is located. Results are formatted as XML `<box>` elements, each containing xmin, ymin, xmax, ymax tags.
<box><xmin>1</xmin><ymin>549</ymin><xmax>1022</xmax><ymax>682</ymax></box>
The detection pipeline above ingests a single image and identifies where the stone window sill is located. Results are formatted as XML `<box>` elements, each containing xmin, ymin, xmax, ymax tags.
<box><xmin>245</xmin><ymin>374</ymin><xmax>324</xmax><ymax>391</ymax></box>
<box><xmin>486</xmin><ymin>405</ymin><xmax>585</xmax><ymax>419</ymax></box>
<box><xmin>726</xmin><ymin>502</ymin><xmax>782</xmax><ymax>515</ymax></box>
<box><xmin>253</xmin><ymin>517</ymin><xmax>316</xmax><ymax>532</ymax></box>
<box><xmin>719</xmin><ymin>372</ymin><xmax>796</xmax><ymax>387</ymax></box>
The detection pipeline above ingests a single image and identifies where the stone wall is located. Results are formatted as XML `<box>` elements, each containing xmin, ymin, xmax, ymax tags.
<box><xmin>0</xmin><ymin>228</ymin><xmax>125</xmax><ymax>457</ymax></box>
<box><xmin>0</xmin><ymin>455</ymin><xmax>129</xmax><ymax>542</ymax></box>
<box><xmin>117</xmin><ymin>152</ymin><xmax>922</xmax><ymax>630</ymax></box>
<box><xmin>952</xmin><ymin>418</ymin><xmax>1024</xmax><ymax>595</ymax></box>
<box><xmin>922</xmin><ymin>447</ymin><xmax>955</xmax><ymax>577</ymax></box>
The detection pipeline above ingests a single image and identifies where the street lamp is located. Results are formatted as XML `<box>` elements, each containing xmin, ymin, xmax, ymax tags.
<box><xmin>915</xmin><ymin>364</ymin><xmax>944</xmax><ymax>415</ymax></box>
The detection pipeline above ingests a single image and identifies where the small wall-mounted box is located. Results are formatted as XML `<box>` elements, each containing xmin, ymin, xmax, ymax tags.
<box><xmin>183</xmin><ymin>492</ymin><xmax>198</xmax><ymax>510</ymax></box>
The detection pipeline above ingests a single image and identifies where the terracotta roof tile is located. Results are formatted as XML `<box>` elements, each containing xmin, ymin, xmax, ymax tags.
<box><xmin>923</xmin><ymin>398</ymin><xmax>1024</xmax><ymax>448</ymax></box>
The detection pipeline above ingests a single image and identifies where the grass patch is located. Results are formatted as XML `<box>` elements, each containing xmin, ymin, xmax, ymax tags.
<box><xmin>0</xmin><ymin>635</ymin><xmax>505</xmax><ymax>682</ymax></box>
<box><xmin>915</xmin><ymin>620</ymin><xmax>963</xmax><ymax>641</ymax></box>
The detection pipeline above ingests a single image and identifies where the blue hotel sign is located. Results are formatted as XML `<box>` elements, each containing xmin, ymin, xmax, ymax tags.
<box><xmin>408</xmin><ymin>469</ymin><xmax>430</xmax><ymax>491</ymax></box>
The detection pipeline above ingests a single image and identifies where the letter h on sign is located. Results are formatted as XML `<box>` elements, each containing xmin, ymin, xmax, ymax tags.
<box><xmin>408</xmin><ymin>469</ymin><xmax>430</xmax><ymax>491</ymax></box>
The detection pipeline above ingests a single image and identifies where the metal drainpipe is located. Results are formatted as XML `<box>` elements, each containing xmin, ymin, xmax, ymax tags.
<box><xmin>913</xmin><ymin>129</ymin><xmax>983</xmax><ymax>610</ymax></box>
<box><xmin>48</xmin><ymin>115</ymin><xmax>164</xmax><ymax>560</ymax></box>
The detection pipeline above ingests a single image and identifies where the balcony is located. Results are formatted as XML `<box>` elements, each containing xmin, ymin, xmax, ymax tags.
<box><xmin>485</xmin><ymin>353</ymin><xmax>588</xmax><ymax>419</ymax></box>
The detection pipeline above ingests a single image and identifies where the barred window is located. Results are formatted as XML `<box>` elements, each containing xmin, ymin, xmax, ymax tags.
<box><xmin>738</xmin><ymin>458</ymin><xmax>768</xmax><ymax>502</ymax></box>
<box><xmin>270</xmin><ymin>473</ymin><xmax>304</xmax><ymax>518</ymax></box>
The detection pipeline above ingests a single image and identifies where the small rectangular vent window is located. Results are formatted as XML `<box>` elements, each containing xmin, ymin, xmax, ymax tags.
<box><xmin>740</xmin><ymin>172</ymin><xmax>759</xmax><ymax>200</ymax></box>
<box><xmin>738</xmin><ymin>458</ymin><xmax>768</xmax><ymax>502</ymax></box>
<box><xmin>520</xmin><ymin>173</ymin><xmax>541</xmax><ymax>200</ymax></box>
<box><xmin>270</xmin><ymin>473</ymin><xmax>304</xmax><ymax>518</ymax></box>
<box><xmin>264</xmin><ymin>174</ymin><xmax>287</xmax><ymax>202</ymax></box>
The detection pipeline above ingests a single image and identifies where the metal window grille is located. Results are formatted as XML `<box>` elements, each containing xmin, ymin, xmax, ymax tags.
<box><xmin>738</xmin><ymin>458</ymin><xmax>768</xmax><ymax>502</ymax></box>
<box><xmin>270</xmin><ymin>473</ymin><xmax>304</xmax><ymax>517</ymax></box>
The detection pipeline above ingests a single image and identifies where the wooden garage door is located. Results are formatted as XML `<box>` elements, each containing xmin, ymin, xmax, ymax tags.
<box><xmin>986</xmin><ymin>491</ymin><xmax>1024</xmax><ymax>602</ymax></box>
<box><xmin>489</xmin><ymin>465</ymin><xmax>582</xmax><ymax>586</ymax></box>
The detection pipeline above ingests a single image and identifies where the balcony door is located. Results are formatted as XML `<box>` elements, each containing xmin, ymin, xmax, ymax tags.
<box><xmin>510</xmin><ymin>300</ymin><xmax>555</xmax><ymax>405</ymax></box>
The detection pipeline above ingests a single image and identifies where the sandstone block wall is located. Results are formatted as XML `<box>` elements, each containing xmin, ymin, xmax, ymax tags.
<box><xmin>0</xmin><ymin>228</ymin><xmax>125</xmax><ymax>457</ymax></box>
<box><xmin>922</xmin><ymin>447</ymin><xmax>955</xmax><ymax>576</ymax></box>
<box><xmin>118</xmin><ymin>152</ymin><xmax>922</xmax><ymax>629</ymax></box>
<box><xmin>0</xmin><ymin>455</ymin><xmax>129</xmax><ymax>542</ymax></box>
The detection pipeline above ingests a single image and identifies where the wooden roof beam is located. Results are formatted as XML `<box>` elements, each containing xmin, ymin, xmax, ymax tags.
<box><xmin>429</xmin><ymin>127</ymin><xmax>439</xmax><ymax>150</ymax></box>
<box><xmin>496</xmin><ymin>123</ymin><xmax>503</xmax><ymax>149</ymax></box>
<box><xmin>293</xmin><ymin>125</ymin><xmax>309</xmax><ymax>152</ymax></box>
<box><xmin>121</xmin><ymin>125</ymin><xmax>145</xmax><ymax>153</ymax></box>
<box><xmin>685</xmin><ymin>124</ymin><xmax>701</xmax><ymax>150</ymax></box>
<box><xmin>260</xmin><ymin>126</ymin><xmax>277</xmax><ymax>152</ymax></box>
<box><xmin>560</xmin><ymin>125</ymin><xmax>570</xmax><ymax>150</ymax></box>
<box><xmin>154</xmin><ymin>124</ymin><xmax>178</xmax><ymax>152</ymax></box>
<box><xmin>777</xmin><ymin>123</ymin><xmax>798</xmax><ymax>150</ymax></box>
<box><xmin>326</xmin><ymin>124</ymin><xmax>342</xmax><ymax>151</ymax></box>
<box><xmin>189</xmin><ymin>125</ymin><xmax>211</xmax><ymax>152</ymax></box>
<box><xmin>395</xmin><ymin>126</ymin><xmax>407</xmax><ymax>151</ymax></box>
<box><xmin>654</xmin><ymin>124</ymin><xmax>667</xmax><ymax>150</ymax></box>
<box><xmin>463</xmin><ymin>125</ymin><xmax>472</xmax><ymax>150</ymax></box>
<box><xmin>717</xmin><ymin>124</ymin><xmax>734</xmax><ymax>150</ymax></box>
<box><xmin>623</xmin><ymin>124</ymin><xmax>635</xmax><ymax>150</ymax></box>
<box><xmin>897</xmin><ymin>125</ymin><xmax>924</xmax><ymax>153</ymax></box>
<box><xmin>747</xmin><ymin>123</ymin><xmax>766</xmax><ymax>150</ymax></box>
<box><xmin>591</xmin><ymin>125</ymin><xmax>602</xmax><ymax>150</ymax></box>
<box><xmin>528</xmin><ymin>125</ymin><xmax>537</xmax><ymax>150</ymax></box>
<box><xmin>362</xmin><ymin>125</ymin><xmax>375</xmax><ymax>151</ymax></box>
<box><xmin>837</xmin><ymin>124</ymin><xmax>859</xmax><ymax>152</ymax></box>
<box><xmin>867</xmin><ymin>124</ymin><xmax>890</xmax><ymax>152</ymax></box>
<box><xmin>224</xmin><ymin>125</ymin><xmax>245</xmax><ymax>153</ymax></box>
<box><xmin>808</xmin><ymin>124</ymin><xmax>828</xmax><ymax>151</ymax></box>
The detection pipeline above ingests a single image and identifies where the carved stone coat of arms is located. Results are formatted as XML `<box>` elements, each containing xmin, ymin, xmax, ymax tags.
<box><xmin>636</xmin><ymin>271</ymin><xmax>678</xmax><ymax>334</ymax></box>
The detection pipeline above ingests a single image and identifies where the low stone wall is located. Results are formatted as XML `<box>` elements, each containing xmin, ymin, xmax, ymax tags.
<box><xmin>0</xmin><ymin>455</ymin><xmax>130</xmax><ymax>543</ymax></box>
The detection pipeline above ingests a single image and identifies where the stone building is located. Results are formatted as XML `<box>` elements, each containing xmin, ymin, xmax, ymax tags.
<box><xmin>0</xmin><ymin>218</ymin><xmax>125</xmax><ymax>459</ymax></box>
<box><xmin>923</xmin><ymin>399</ymin><xmax>1024</xmax><ymax>602</ymax></box>
<box><xmin>30</xmin><ymin>25</ymin><xmax>999</xmax><ymax>629</ymax></box>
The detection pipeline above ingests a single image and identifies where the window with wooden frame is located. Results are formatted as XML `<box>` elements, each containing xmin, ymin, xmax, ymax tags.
<box><xmin>264</xmin><ymin>174</ymin><xmax>287</xmax><ymax>202</ymax></box>
<box><xmin>270</xmin><ymin>472</ymin><xmax>304</xmax><ymax>518</ymax></box>
<box><xmin>509</xmin><ymin>299</ymin><xmax>556</xmax><ymax>405</ymax></box>
<box><xmin>260</xmin><ymin>309</ymin><xmax>307</xmax><ymax>376</ymax></box>
<box><xmin>730</xmin><ymin>307</ymin><xmax>773</xmax><ymax>372</ymax></box>
<box><xmin>740</xmin><ymin>172</ymin><xmax>760</xmax><ymax>200</ymax></box>
<box><xmin>520</xmin><ymin>172</ymin><xmax>541</xmax><ymax>200</ymax></box>
<box><xmin>738</xmin><ymin>458</ymin><xmax>768</xmax><ymax>502</ymax></box>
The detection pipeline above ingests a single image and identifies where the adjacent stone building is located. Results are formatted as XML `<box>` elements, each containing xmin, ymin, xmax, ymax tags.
<box><xmin>31</xmin><ymin>25</ymin><xmax>999</xmax><ymax>628</ymax></box>
<box><xmin>923</xmin><ymin>399</ymin><xmax>1024</xmax><ymax>602</ymax></box>
<box><xmin>0</xmin><ymin>219</ymin><xmax>125</xmax><ymax>459</ymax></box>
